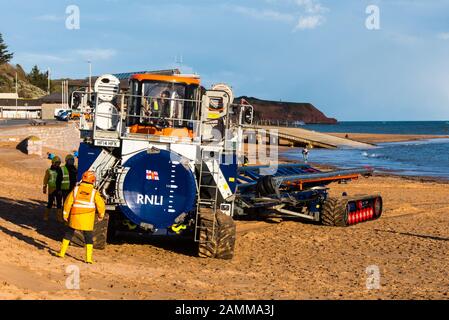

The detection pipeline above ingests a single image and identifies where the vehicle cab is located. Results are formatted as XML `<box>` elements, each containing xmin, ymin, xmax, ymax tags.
<box><xmin>126</xmin><ymin>74</ymin><xmax>203</xmax><ymax>140</ymax></box>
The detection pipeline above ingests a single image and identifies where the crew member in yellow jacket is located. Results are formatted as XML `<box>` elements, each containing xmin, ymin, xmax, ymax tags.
<box><xmin>56</xmin><ymin>171</ymin><xmax>106</xmax><ymax>264</ymax></box>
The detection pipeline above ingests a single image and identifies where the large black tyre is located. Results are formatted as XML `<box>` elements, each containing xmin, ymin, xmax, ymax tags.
<box><xmin>256</xmin><ymin>176</ymin><xmax>277</xmax><ymax>196</ymax></box>
<box><xmin>71</xmin><ymin>213</ymin><xmax>110</xmax><ymax>249</ymax></box>
<box><xmin>198</xmin><ymin>210</ymin><xmax>236</xmax><ymax>260</ymax></box>
<box><xmin>373</xmin><ymin>196</ymin><xmax>383</xmax><ymax>220</ymax></box>
<box><xmin>321</xmin><ymin>197</ymin><xmax>348</xmax><ymax>227</ymax></box>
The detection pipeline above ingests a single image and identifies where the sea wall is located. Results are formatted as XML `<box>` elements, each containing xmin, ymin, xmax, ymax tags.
<box><xmin>0</xmin><ymin>123</ymin><xmax>80</xmax><ymax>152</ymax></box>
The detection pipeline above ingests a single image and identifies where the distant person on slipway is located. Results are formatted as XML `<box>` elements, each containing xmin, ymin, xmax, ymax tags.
<box><xmin>302</xmin><ymin>147</ymin><xmax>309</xmax><ymax>163</ymax></box>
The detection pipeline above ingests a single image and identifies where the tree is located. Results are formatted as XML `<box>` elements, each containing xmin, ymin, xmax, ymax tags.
<box><xmin>27</xmin><ymin>65</ymin><xmax>49</xmax><ymax>91</ymax></box>
<box><xmin>0</xmin><ymin>33</ymin><xmax>13</xmax><ymax>65</ymax></box>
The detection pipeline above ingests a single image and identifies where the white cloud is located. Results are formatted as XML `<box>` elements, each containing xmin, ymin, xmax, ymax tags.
<box><xmin>293</xmin><ymin>0</ymin><xmax>327</xmax><ymax>31</ymax></box>
<box><xmin>295</xmin><ymin>0</ymin><xmax>328</xmax><ymax>14</ymax></box>
<box><xmin>268</xmin><ymin>0</ymin><xmax>329</xmax><ymax>30</ymax></box>
<box><xmin>34</xmin><ymin>14</ymin><xmax>63</xmax><ymax>22</ymax></box>
<box><xmin>231</xmin><ymin>5</ymin><xmax>295</xmax><ymax>23</ymax></box>
<box><xmin>228</xmin><ymin>1</ymin><xmax>328</xmax><ymax>31</ymax></box>
<box><xmin>16</xmin><ymin>49</ymin><xmax>117</xmax><ymax>65</ymax></box>
<box><xmin>16</xmin><ymin>53</ymin><xmax>71</xmax><ymax>63</ymax></box>
<box><xmin>76</xmin><ymin>49</ymin><xmax>117</xmax><ymax>60</ymax></box>
<box><xmin>437</xmin><ymin>33</ymin><xmax>449</xmax><ymax>40</ymax></box>
<box><xmin>387</xmin><ymin>32</ymin><xmax>420</xmax><ymax>45</ymax></box>
<box><xmin>294</xmin><ymin>15</ymin><xmax>325</xmax><ymax>30</ymax></box>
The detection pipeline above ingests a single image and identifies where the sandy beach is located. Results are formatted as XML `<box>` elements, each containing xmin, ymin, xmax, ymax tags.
<box><xmin>0</xmin><ymin>141</ymin><xmax>448</xmax><ymax>300</ymax></box>
<box><xmin>2</xmin><ymin>0</ymin><xmax>448</xmax><ymax>304</ymax></box>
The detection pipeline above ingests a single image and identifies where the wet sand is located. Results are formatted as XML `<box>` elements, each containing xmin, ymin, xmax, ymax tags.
<box><xmin>0</xmin><ymin>144</ymin><xmax>448</xmax><ymax>299</ymax></box>
<box><xmin>328</xmin><ymin>133</ymin><xmax>449</xmax><ymax>144</ymax></box>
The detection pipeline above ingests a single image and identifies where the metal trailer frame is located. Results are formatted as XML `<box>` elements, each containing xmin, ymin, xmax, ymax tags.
<box><xmin>234</xmin><ymin>164</ymin><xmax>377</xmax><ymax>223</ymax></box>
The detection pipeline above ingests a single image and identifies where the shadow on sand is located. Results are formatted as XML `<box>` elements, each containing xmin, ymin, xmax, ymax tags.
<box><xmin>374</xmin><ymin>228</ymin><xmax>449</xmax><ymax>242</ymax></box>
<box><xmin>111</xmin><ymin>231</ymin><xmax>198</xmax><ymax>257</ymax></box>
<box><xmin>0</xmin><ymin>196</ymin><xmax>198</xmax><ymax>257</ymax></box>
<box><xmin>0</xmin><ymin>197</ymin><xmax>64</xmax><ymax>246</ymax></box>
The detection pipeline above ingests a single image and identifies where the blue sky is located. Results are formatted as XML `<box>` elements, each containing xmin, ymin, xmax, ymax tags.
<box><xmin>1</xmin><ymin>0</ymin><xmax>449</xmax><ymax>121</ymax></box>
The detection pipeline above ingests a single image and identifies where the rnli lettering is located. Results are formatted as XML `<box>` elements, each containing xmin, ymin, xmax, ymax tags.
<box><xmin>136</xmin><ymin>194</ymin><xmax>164</xmax><ymax>206</ymax></box>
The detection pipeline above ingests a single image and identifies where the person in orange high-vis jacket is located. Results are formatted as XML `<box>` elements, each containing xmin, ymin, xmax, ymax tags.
<box><xmin>56</xmin><ymin>171</ymin><xmax>105</xmax><ymax>264</ymax></box>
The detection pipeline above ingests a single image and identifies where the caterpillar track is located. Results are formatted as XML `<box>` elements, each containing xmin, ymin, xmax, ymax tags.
<box><xmin>322</xmin><ymin>195</ymin><xmax>382</xmax><ymax>227</ymax></box>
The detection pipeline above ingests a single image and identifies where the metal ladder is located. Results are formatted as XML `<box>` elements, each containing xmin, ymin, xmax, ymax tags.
<box><xmin>194</xmin><ymin>148</ymin><xmax>221</xmax><ymax>243</ymax></box>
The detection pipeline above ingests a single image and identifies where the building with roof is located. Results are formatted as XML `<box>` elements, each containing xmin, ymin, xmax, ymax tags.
<box><xmin>59</xmin><ymin>69</ymin><xmax>181</xmax><ymax>92</ymax></box>
<box><xmin>0</xmin><ymin>69</ymin><xmax>183</xmax><ymax>119</ymax></box>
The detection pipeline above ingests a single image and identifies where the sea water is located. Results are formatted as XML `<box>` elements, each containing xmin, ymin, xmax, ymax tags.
<box><xmin>302</xmin><ymin>121</ymin><xmax>449</xmax><ymax>135</ymax></box>
<box><xmin>283</xmin><ymin>121</ymin><xmax>449</xmax><ymax>179</ymax></box>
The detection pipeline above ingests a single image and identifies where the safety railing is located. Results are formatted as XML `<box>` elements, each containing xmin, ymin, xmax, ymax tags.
<box><xmin>72</xmin><ymin>91</ymin><xmax>228</xmax><ymax>145</ymax></box>
<box><xmin>71</xmin><ymin>90</ymin><xmax>255</xmax><ymax>156</ymax></box>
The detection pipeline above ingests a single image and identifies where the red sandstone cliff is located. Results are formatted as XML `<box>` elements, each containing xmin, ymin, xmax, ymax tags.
<box><xmin>237</xmin><ymin>96</ymin><xmax>337</xmax><ymax>125</ymax></box>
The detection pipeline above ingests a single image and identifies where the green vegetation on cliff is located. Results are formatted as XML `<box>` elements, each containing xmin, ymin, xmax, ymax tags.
<box><xmin>0</xmin><ymin>33</ymin><xmax>47</xmax><ymax>99</ymax></box>
<box><xmin>0</xmin><ymin>63</ymin><xmax>47</xmax><ymax>99</ymax></box>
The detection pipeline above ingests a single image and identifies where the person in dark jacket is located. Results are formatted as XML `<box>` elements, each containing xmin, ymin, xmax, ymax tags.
<box><xmin>43</xmin><ymin>156</ymin><xmax>63</xmax><ymax>222</ymax></box>
<box><xmin>62</xmin><ymin>154</ymin><xmax>78</xmax><ymax>202</ymax></box>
